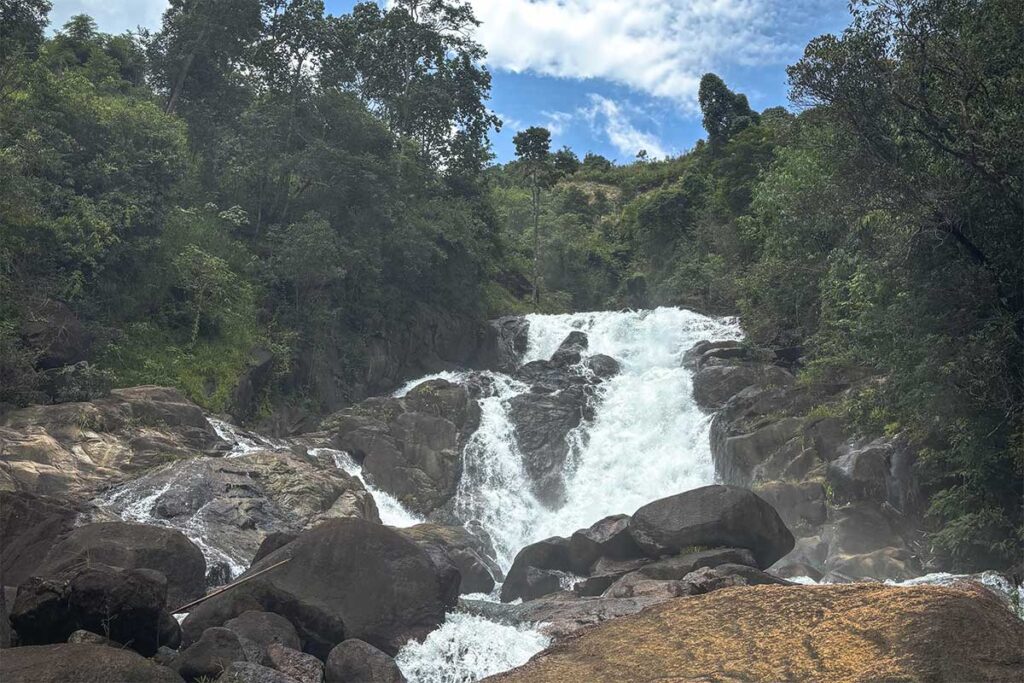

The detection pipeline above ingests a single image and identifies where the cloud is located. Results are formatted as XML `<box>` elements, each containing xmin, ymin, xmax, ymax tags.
<box><xmin>582</xmin><ymin>95</ymin><xmax>668</xmax><ymax>159</ymax></box>
<box><xmin>48</xmin><ymin>0</ymin><xmax>168</xmax><ymax>33</ymax></box>
<box><xmin>470</xmin><ymin>0</ymin><xmax>838</xmax><ymax>110</ymax></box>
<box><xmin>540</xmin><ymin>111</ymin><xmax>574</xmax><ymax>137</ymax></box>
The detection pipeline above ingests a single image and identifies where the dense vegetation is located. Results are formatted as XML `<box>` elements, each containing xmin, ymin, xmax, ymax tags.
<box><xmin>0</xmin><ymin>0</ymin><xmax>1019</xmax><ymax>568</ymax></box>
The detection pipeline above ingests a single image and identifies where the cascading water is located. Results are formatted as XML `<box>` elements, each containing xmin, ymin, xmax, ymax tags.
<box><xmin>394</xmin><ymin>307</ymin><xmax>743</xmax><ymax>681</ymax></box>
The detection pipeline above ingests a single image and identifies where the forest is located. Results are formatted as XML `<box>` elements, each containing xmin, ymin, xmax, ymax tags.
<box><xmin>1</xmin><ymin>0</ymin><xmax>1020</xmax><ymax>574</ymax></box>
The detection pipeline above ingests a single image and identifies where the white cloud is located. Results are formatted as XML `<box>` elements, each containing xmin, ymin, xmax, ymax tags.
<box><xmin>49</xmin><ymin>0</ymin><xmax>168</xmax><ymax>33</ymax></box>
<box><xmin>583</xmin><ymin>95</ymin><xmax>668</xmax><ymax>159</ymax></box>
<box><xmin>540</xmin><ymin>110</ymin><xmax>574</xmax><ymax>136</ymax></box>
<box><xmin>470</xmin><ymin>0</ymin><xmax>832</xmax><ymax>110</ymax></box>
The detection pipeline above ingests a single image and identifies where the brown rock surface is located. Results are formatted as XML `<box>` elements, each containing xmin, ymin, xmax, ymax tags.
<box><xmin>487</xmin><ymin>584</ymin><xmax>1024</xmax><ymax>683</ymax></box>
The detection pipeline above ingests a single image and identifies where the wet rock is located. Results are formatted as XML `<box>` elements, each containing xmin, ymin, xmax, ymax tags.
<box><xmin>11</xmin><ymin>565</ymin><xmax>179</xmax><ymax>656</ymax></box>
<box><xmin>0</xmin><ymin>491</ymin><xmax>81</xmax><ymax>588</ymax></box>
<box><xmin>692</xmin><ymin>364</ymin><xmax>793</xmax><ymax>412</ymax></box>
<box><xmin>501</xmin><ymin>536</ymin><xmax>571</xmax><ymax>602</ymax></box>
<box><xmin>474</xmin><ymin>317</ymin><xmax>530</xmax><ymax>373</ymax></box>
<box><xmin>182</xmin><ymin>519</ymin><xmax>451</xmax><ymax>658</ymax></box>
<box><xmin>824</xmin><ymin>503</ymin><xmax>904</xmax><ymax>557</ymax></box>
<box><xmin>219</xmin><ymin>661</ymin><xmax>301</xmax><ymax>683</ymax></box>
<box><xmin>266</xmin><ymin>643</ymin><xmax>324</xmax><ymax>683</ymax></box>
<box><xmin>230</xmin><ymin>349</ymin><xmax>276</xmax><ymax>424</ymax></box>
<box><xmin>324</xmin><ymin>380</ymin><xmax>480</xmax><ymax>515</ymax></box>
<box><xmin>602</xmin><ymin>574</ymin><xmax>694</xmax><ymax>599</ymax></box>
<box><xmin>105</xmin><ymin>453</ymin><xmax>378</xmax><ymax>573</ymax></box>
<box><xmin>35</xmin><ymin>521</ymin><xmax>206</xmax><ymax>607</ymax></box>
<box><xmin>712</xmin><ymin>417</ymin><xmax>806</xmax><ymax>487</ymax></box>
<box><xmin>325</xmin><ymin>639</ymin><xmax>406</xmax><ymax>683</ymax></box>
<box><xmin>628</xmin><ymin>485</ymin><xmax>795</xmax><ymax>568</ymax></box>
<box><xmin>507</xmin><ymin>387</ymin><xmax>590</xmax><ymax>505</ymax></box>
<box><xmin>518</xmin><ymin>567</ymin><xmax>567</xmax><ymax>602</ymax></box>
<box><xmin>224</xmin><ymin>611</ymin><xmax>301</xmax><ymax>663</ymax></box>
<box><xmin>682</xmin><ymin>340</ymin><xmax>746</xmax><ymax>370</ymax></box>
<box><xmin>582</xmin><ymin>354</ymin><xmax>620</xmax><ymax>380</ymax></box>
<box><xmin>767</xmin><ymin>536</ymin><xmax>829</xmax><ymax>579</ymax></box>
<box><xmin>0</xmin><ymin>586</ymin><xmax>10</xmax><ymax>648</ymax></box>
<box><xmin>397</xmin><ymin>523</ymin><xmax>500</xmax><ymax>595</ymax></box>
<box><xmin>0</xmin><ymin>643</ymin><xmax>185</xmax><ymax>683</ymax></box>
<box><xmin>629</xmin><ymin>547</ymin><xmax>758</xmax><ymax>580</ymax></box>
<box><xmin>0</xmin><ymin>387</ymin><xmax>221</xmax><ymax>499</ymax></box>
<box><xmin>824</xmin><ymin>546</ymin><xmax>920</xmax><ymax>583</ymax></box>
<box><xmin>550</xmin><ymin>331</ymin><xmax>588</xmax><ymax>367</ymax></box>
<box><xmin>681</xmin><ymin>563</ymin><xmax>791</xmax><ymax>593</ymax></box>
<box><xmin>487</xmin><ymin>584</ymin><xmax>1024</xmax><ymax>683</ymax></box>
<box><xmin>175</xmin><ymin>627</ymin><xmax>247</xmax><ymax>681</ymax></box>
<box><xmin>567</xmin><ymin>515</ymin><xmax>644</xmax><ymax>573</ymax></box>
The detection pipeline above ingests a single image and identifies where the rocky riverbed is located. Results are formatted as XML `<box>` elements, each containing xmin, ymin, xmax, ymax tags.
<box><xmin>1</xmin><ymin>308</ymin><xmax>1021</xmax><ymax>682</ymax></box>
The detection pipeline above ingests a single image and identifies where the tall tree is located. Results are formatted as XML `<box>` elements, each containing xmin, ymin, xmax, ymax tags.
<box><xmin>698</xmin><ymin>73</ymin><xmax>759</xmax><ymax>147</ymax></box>
<box><xmin>513</xmin><ymin>126</ymin><xmax>553</xmax><ymax>305</ymax></box>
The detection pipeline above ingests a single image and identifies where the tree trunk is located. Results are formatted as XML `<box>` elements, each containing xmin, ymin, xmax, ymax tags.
<box><xmin>166</xmin><ymin>50</ymin><xmax>196</xmax><ymax>115</ymax></box>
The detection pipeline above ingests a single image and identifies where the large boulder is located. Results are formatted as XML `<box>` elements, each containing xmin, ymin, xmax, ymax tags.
<box><xmin>501</xmin><ymin>536</ymin><xmax>572</xmax><ymax>603</ymax></box>
<box><xmin>34</xmin><ymin>521</ymin><xmax>206</xmax><ymax>606</ymax></box>
<box><xmin>487</xmin><ymin>584</ymin><xmax>1024</xmax><ymax>682</ymax></box>
<box><xmin>0</xmin><ymin>386</ymin><xmax>221</xmax><ymax>499</ymax></box>
<box><xmin>0</xmin><ymin>491</ymin><xmax>81</xmax><ymax>587</ymax></box>
<box><xmin>219</xmin><ymin>662</ymin><xmax>301</xmax><ymax>683</ymax></box>
<box><xmin>324</xmin><ymin>380</ymin><xmax>480</xmax><ymax>515</ymax></box>
<box><xmin>101</xmin><ymin>452</ymin><xmax>378</xmax><ymax>575</ymax></box>
<box><xmin>265</xmin><ymin>643</ymin><xmax>324</xmax><ymax>683</ymax></box>
<box><xmin>628</xmin><ymin>485</ymin><xmax>795</xmax><ymax>568</ymax></box>
<box><xmin>224</xmin><ymin>610</ymin><xmax>302</xmax><ymax>662</ymax></box>
<box><xmin>11</xmin><ymin>565</ymin><xmax>179</xmax><ymax>656</ymax></box>
<box><xmin>397</xmin><ymin>523</ymin><xmax>500</xmax><ymax>595</ymax></box>
<box><xmin>326</xmin><ymin>639</ymin><xmax>407</xmax><ymax>683</ymax></box>
<box><xmin>567</xmin><ymin>515</ymin><xmax>644</xmax><ymax>573</ymax></box>
<box><xmin>473</xmin><ymin>316</ymin><xmax>529</xmax><ymax>373</ymax></box>
<box><xmin>182</xmin><ymin>518</ymin><xmax>451</xmax><ymax>658</ymax></box>
<box><xmin>0</xmin><ymin>643</ymin><xmax>185</xmax><ymax>683</ymax></box>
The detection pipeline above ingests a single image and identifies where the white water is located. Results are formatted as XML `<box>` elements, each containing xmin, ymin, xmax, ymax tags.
<box><xmin>395</xmin><ymin>612</ymin><xmax>551</xmax><ymax>683</ymax></box>
<box><xmin>310</xmin><ymin>447</ymin><xmax>423</xmax><ymax>528</ymax></box>
<box><xmin>446</xmin><ymin>308</ymin><xmax>743</xmax><ymax>570</ymax></box>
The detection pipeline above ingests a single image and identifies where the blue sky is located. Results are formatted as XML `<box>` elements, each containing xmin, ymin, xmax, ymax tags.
<box><xmin>48</xmin><ymin>0</ymin><xmax>852</xmax><ymax>163</ymax></box>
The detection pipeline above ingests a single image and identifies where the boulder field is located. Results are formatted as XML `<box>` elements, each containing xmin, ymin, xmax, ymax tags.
<box><xmin>487</xmin><ymin>583</ymin><xmax>1024</xmax><ymax>683</ymax></box>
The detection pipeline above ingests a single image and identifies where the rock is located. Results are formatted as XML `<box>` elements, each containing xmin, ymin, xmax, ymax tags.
<box><xmin>628</xmin><ymin>485</ymin><xmax>795</xmax><ymax>568</ymax></box>
<box><xmin>252</xmin><ymin>533</ymin><xmax>298</xmax><ymax>566</ymax></box>
<box><xmin>712</xmin><ymin>416</ymin><xmax>806</xmax><ymax>487</ymax></box>
<box><xmin>550</xmin><ymin>331</ymin><xmax>588</xmax><ymax>366</ymax></box>
<box><xmin>397</xmin><ymin>524</ymin><xmax>500</xmax><ymax>595</ymax></box>
<box><xmin>175</xmin><ymin>627</ymin><xmax>247</xmax><ymax>681</ymax></box>
<box><xmin>0</xmin><ymin>386</ymin><xmax>220</xmax><ymax>499</ymax></box>
<box><xmin>518</xmin><ymin>567</ymin><xmax>567</xmax><ymax>602</ymax></box>
<box><xmin>324</xmin><ymin>380</ymin><xmax>480</xmax><ymax>515</ymax></box>
<box><xmin>486</xmin><ymin>584</ymin><xmax>1024</xmax><ymax>682</ymax></box>
<box><xmin>224</xmin><ymin>611</ymin><xmax>301</xmax><ymax>663</ymax></box>
<box><xmin>629</xmin><ymin>547</ymin><xmax>757</xmax><ymax>580</ymax></box>
<box><xmin>0</xmin><ymin>491</ymin><xmax>81</xmax><ymax>588</ymax></box>
<box><xmin>824</xmin><ymin>502</ymin><xmax>905</xmax><ymax>558</ymax></box>
<box><xmin>767</xmin><ymin>535</ymin><xmax>829</xmax><ymax>579</ymax></box>
<box><xmin>11</xmin><ymin>565</ymin><xmax>178</xmax><ymax>656</ymax></box>
<box><xmin>582</xmin><ymin>354</ymin><xmax>620</xmax><ymax>380</ymax></box>
<box><xmin>0</xmin><ymin>643</ymin><xmax>185</xmax><ymax>683</ymax></box>
<box><xmin>605</xmin><ymin>558</ymin><xmax>784</xmax><ymax>599</ymax></box>
<box><xmin>182</xmin><ymin>519</ymin><xmax>451</xmax><ymax>658</ymax></box>
<box><xmin>752</xmin><ymin>480</ymin><xmax>827</xmax><ymax>535</ymax></box>
<box><xmin>325</xmin><ymin>639</ymin><xmax>406</xmax><ymax>683</ymax></box>
<box><xmin>0</xmin><ymin>585</ymin><xmax>10</xmax><ymax>648</ymax></box>
<box><xmin>602</xmin><ymin>575</ymin><xmax>693</xmax><ymax>599</ymax></box>
<box><xmin>824</xmin><ymin>546</ymin><xmax>920</xmax><ymax>583</ymax></box>
<box><xmin>680</xmin><ymin>563</ymin><xmax>791</xmax><ymax>593</ymax></box>
<box><xmin>34</xmin><ymin>521</ymin><xmax>206</xmax><ymax>607</ymax></box>
<box><xmin>154</xmin><ymin>646</ymin><xmax>179</xmax><ymax>667</ymax></box>
<box><xmin>66</xmin><ymin>629</ymin><xmax>114</xmax><ymax>645</ymax></box>
<box><xmin>219</xmin><ymin>661</ymin><xmax>301</xmax><ymax>683</ymax></box>
<box><xmin>466</xmin><ymin>591</ymin><xmax>663</xmax><ymax>642</ymax></box>
<box><xmin>828</xmin><ymin>438</ymin><xmax>891</xmax><ymax>502</ymax></box>
<box><xmin>266</xmin><ymin>643</ymin><xmax>324</xmax><ymax>683</ymax></box>
<box><xmin>19</xmin><ymin>300</ymin><xmax>93</xmax><ymax>370</ymax></box>
<box><xmin>692</xmin><ymin>364</ymin><xmax>793</xmax><ymax>411</ymax></box>
<box><xmin>507</xmin><ymin>387</ymin><xmax>590</xmax><ymax>505</ymax></box>
<box><xmin>501</xmin><ymin>536</ymin><xmax>572</xmax><ymax>603</ymax></box>
<box><xmin>104</xmin><ymin>452</ymin><xmax>378</xmax><ymax>573</ymax></box>
<box><xmin>230</xmin><ymin>349</ymin><xmax>276</xmax><ymax>424</ymax></box>
<box><xmin>567</xmin><ymin>515</ymin><xmax>644</xmax><ymax>573</ymax></box>
<box><xmin>682</xmin><ymin>340</ymin><xmax>745</xmax><ymax>370</ymax></box>
<box><xmin>474</xmin><ymin>317</ymin><xmax>529</xmax><ymax>374</ymax></box>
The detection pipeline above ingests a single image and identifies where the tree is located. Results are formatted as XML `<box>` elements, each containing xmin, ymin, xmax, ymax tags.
<box><xmin>698</xmin><ymin>73</ymin><xmax>759</xmax><ymax>146</ymax></box>
<box><xmin>552</xmin><ymin>146</ymin><xmax>580</xmax><ymax>176</ymax></box>
<box><xmin>513</xmin><ymin>126</ymin><xmax>553</xmax><ymax>305</ymax></box>
<box><xmin>323</xmin><ymin>0</ymin><xmax>499</xmax><ymax>170</ymax></box>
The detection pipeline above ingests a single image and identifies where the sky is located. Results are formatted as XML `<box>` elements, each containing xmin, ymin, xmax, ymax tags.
<box><xmin>47</xmin><ymin>0</ymin><xmax>853</xmax><ymax>163</ymax></box>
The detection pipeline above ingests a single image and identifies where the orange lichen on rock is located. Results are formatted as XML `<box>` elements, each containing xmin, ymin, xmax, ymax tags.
<box><xmin>486</xmin><ymin>583</ymin><xmax>1024</xmax><ymax>682</ymax></box>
